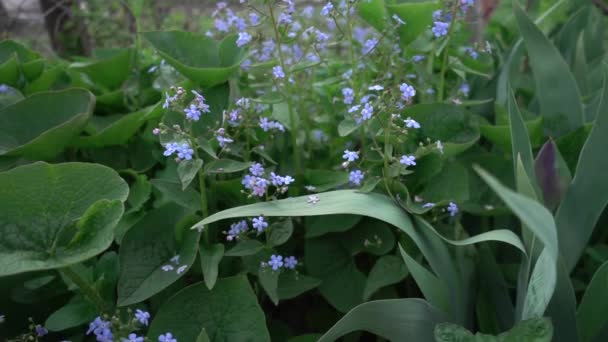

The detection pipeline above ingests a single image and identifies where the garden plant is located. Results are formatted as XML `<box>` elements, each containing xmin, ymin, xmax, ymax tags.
<box><xmin>1</xmin><ymin>0</ymin><xmax>608</xmax><ymax>341</ymax></box>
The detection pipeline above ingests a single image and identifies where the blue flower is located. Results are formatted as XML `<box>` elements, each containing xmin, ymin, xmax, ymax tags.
<box><xmin>158</xmin><ymin>332</ymin><xmax>177</xmax><ymax>342</ymax></box>
<box><xmin>362</xmin><ymin>38</ymin><xmax>378</xmax><ymax>54</ymax></box>
<box><xmin>134</xmin><ymin>309</ymin><xmax>150</xmax><ymax>326</ymax></box>
<box><xmin>184</xmin><ymin>104</ymin><xmax>201</xmax><ymax>121</ymax></box>
<box><xmin>0</xmin><ymin>84</ymin><xmax>8</xmax><ymax>93</ymax></box>
<box><xmin>272</xmin><ymin>65</ymin><xmax>285</xmax><ymax>79</ymax></box>
<box><xmin>349</xmin><ymin>169</ymin><xmax>365</xmax><ymax>186</ymax></box>
<box><xmin>236</xmin><ymin>32</ymin><xmax>252</xmax><ymax>47</ymax></box>
<box><xmin>252</xmin><ymin>216</ymin><xmax>268</xmax><ymax>232</ymax></box>
<box><xmin>176</xmin><ymin>143</ymin><xmax>194</xmax><ymax>161</ymax></box>
<box><xmin>459</xmin><ymin>83</ymin><xmax>470</xmax><ymax>97</ymax></box>
<box><xmin>249</xmin><ymin>12</ymin><xmax>260</xmax><ymax>25</ymax></box>
<box><xmin>278</xmin><ymin>12</ymin><xmax>292</xmax><ymax>25</ymax></box>
<box><xmin>357</xmin><ymin>103</ymin><xmax>374</xmax><ymax>124</ymax></box>
<box><xmin>215</xmin><ymin>18</ymin><xmax>229</xmax><ymax>32</ymax></box>
<box><xmin>404</xmin><ymin>117</ymin><xmax>421</xmax><ymax>129</ymax></box>
<box><xmin>447</xmin><ymin>202</ymin><xmax>459</xmax><ymax>216</ymax></box>
<box><xmin>35</xmin><ymin>325</ymin><xmax>48</xmax><ymax>337</ymax></box>
<box><xmin>400</xmin><ymin>83</ymin><xmax>416</xmax><ymax>101</ymax></box>
<box><xmin>400</xmin><ymin>155</ymin><xmax>416</xmax><ymax>166</ymax></box>
<box><xmin>284</xmin><ymin>256</ymin><xmax>298</xmax><ymax>269</ymax></box>
<box><xmin>227</xmin><ymin>220</ymin><xmax>248</xmax><ymax>241</ymax></box>
<box><xmin>432</xmin><ymin>21</ymin><xmax>450</xmax><ymax>38</ymax></box>
<box><xmin>87</xmin><ymin>317</ymin><xmax>112</xmax><ymax>341</ymax></box>
<box><xmin>268</xmin><ymin>255</ymin><xmax>284</xmax><ymax>270</ymax></box>
<box><xmin>342</xmin><ymin>87</ymin><xmax>354</xmax><ymax>105</ymax></box>
<box><xmin>342</xmin><ymin>150</ymin><xmax>359</xmax><ymax>162</ymax></box>
<box><xmin>423</xmin><ymin>202</ymin><xmax>435</xmax><ymax>209</ymax></box>
<box><xmin>464</xmin><ymin>46</ymin><xmax>479</xmax><ymax>59</ymax></box>
<box><xmin>217</xmin><ymin>135</ymin><xmax>234</xmax><ymax>147</ymax></box>
<box><xmin>124</xmin><ymin>333</ymin><xmax>144</xmax><ymax>342</ymax></box>
<box><xmin>163</xmin><ymin>142</ymin><xmax>179</xmax><ymax>157</ymax></box>
<box><xmin>412</xmin><ymin>55</ymin><xmax>425</xmax><ymax>63</ymax></box>
<box><xmin>320</xmin><ymin>2</ymin><xmax>333</xmax><ymax>16</ymax></box>
<box><xmin>249</xmin><ymin>163</ymin><xmax>265</xmax><ymax>176</ymax></box>
<box><xmin>461</xmin><ymin>0</ymin><xmax>474</xmax><ymax>11</ymax></box>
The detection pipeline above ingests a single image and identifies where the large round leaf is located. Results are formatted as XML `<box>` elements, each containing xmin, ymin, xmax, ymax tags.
<box><xmin>0</xmin><ymin>88</ymin><xmax>95</xmax><ymax>160</ymax></box>
<box><xmin>0</xmin><ymin>162</ymin><xmax>128</xmax><ymax>276</ymax></box>
<box><xmin>142</xmin><ymin>31</ymin><xmax>245</xmax><ymax>87</ymax></box>
<box><xmin>69</xmin><ymin>48</ymin><xmax>134</xmax><ymax>90</ymax></box>
<box><xmin>387</xmin><ymin>1</ymin><xmax>441</xmax><ymax>45</ymax></box>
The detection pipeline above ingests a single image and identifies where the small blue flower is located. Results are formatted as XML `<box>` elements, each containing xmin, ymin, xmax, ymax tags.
<box><xmin>272</xmin><ymin>65</ymin><xmax>285</xmax><ymax>79</ymax></box>
<box><xmin>284</xmin><ymin>256</ymin><xmax>298</xmax><ymax>269</ymax></box>
<box><xmin>459</xmin><ymin>83</ymin><xmax>471</xmax><ymax>97</ymax></box>
<box><xmin>342</xmin><ymin>150</ymin><xmax>359</xmax><ymax>162</ymax></box>
<box><xmin>176</xmin><ymin>143</ymin><xmax>194</xmax><ymax>161</ymax></box>
<box><xmin>252</xmin><ymin>177</ymin><xmax>269</xmax><ymax>197</ymax></box>
<box><xmin>349</xmin><ymin>169</ymin><xmax>365</xmax><ymax>186</ymax></box>
<box><xmin>282</xmin><ymin>175</ymin><xmax>295</xmax><ymax>185</ymax></box>
<box><xmin>404</xmin><ymin>117</ymin><xmax>421</xmax><ymax>129</ymax></box>
<box><xmin>217</xmin><ymin>135</ymin><xmax>234</xmax><ymax>147</ymax></box>
<box><xmin>423</xmin><ymin>202</ymin><xmax>435</xmax><ymax>209</ymax></box>
<box><xmin>400</xmin><ymin>155</ymin><xmax>416</xmax><ymax>166</ymax></box>
<box><xmin>87</xmin><ymin>317</ymin><xmax>112</xmax><ymax>341</ymax></box>
<box><xmin>461</xmin><ymin>0</ymin><xmax>475</xmax><ymax>11</ymax></box>
<box><xmin>158</xmin><ymin>332</ymin><xmax>177</xmax><ymax>342</ymax></box>
<box><xmin>236</xmin><ymin>32</ymin><xmax>252</xmax><ymax>47</ymax></box>
<box><xmin>124</xmin><ymin>333</ymin><xmax>144</xmax><ymax>342</ymax></box>
<box><xmin>342</xmin><ymin>87</ymin><xmax>355</xmax><ymax>105</ymax></box>
<box><xmin>358</xmin><ymin>103</ymin><xmax>374</xmax><ymax>124</ymax></box>
<box><xmin>400</xmin><ymin>83</ymin><xmax>416</xmax><ymax>101</ymax></box>
<box><xmin>268</xmin><ymin>255</ymin><xmax>284</xmax><ymax>270</ymax></box>
<box><xmin>362</xmin><ymin>38</ymin><xmax>378</xmax><ymax>54</ymax></box>
<box><xmin>249</xmin><ymin>163</ymin><xmax>264</xmax><ymax>176</ymax></box>
<box><xmin>432</xmin><ymin>21</ymin><xmax>450</xmax><ymax>38</ymax></box>
<box><xmin>161</xmin><ymin>264</ymin><xmax>174</xmax><ymax>271</ymax></box>
<box><xmin>184</xmin><ymin>104</ymin><xmax>201</xmax><ymax>121</ymax></box>
<box><xmin>252</xmin><ymin>216</ymin><xmax>268</xmax><ymax>232</ymax></box>
<box><xmin>412</xmin><ymin>55</ymin><xmax>425</xmax><ymax>63</ymax></box>
<box><xmin>447</xmin><ymin>202</ymin><xmax>459</xmax><ymax>216</ymax></box>
<box><xmin>278</xmin><ymin>12</ymin><xmax>292</xmax><ymax>25</ymax></box>
<box><xmin>432</xmin><ymin>10</ymin><xmax>443</xmax><ymax>21</ymax></box>
<box><xmin>135</xmin><ymin>309</ymin><xmax>150</xmax><ymax>326</ymax></box>
<box><xmin>215</xmin><ymin>18</ymin><xmax>229</xmax><ymax>32</ymax></box>
<box><xmin>249</xmin><ymin>12</ymin><xmax>260</xmax><ymax>25</ymax></box>
<box><xmin>0</xmin><ymin>84</ymin><xmax>8</xmax><ymax>93</ymax></box>
<box><xmin>464</xmin><ymin>46</ymin><xmax>479</xmax><ymax>59</ymax></box>
<box><xmin>35</xmin><ymin>325</ymin><xmax>48</xmax><ymax>337</ymax></box>
<box><xmin>163</xmin><ymin>142</ymin><xmax>179</xmax><ymax>157</ymax></box>
<box><xmin>320</xmin><ymin>2</ymin><xmax>333</xmax><ymax>16</ymax></box>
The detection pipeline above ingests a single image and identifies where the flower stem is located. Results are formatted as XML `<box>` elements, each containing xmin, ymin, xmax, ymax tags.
<box><xmin>437</xmin><ymin>3</ymin><xmax>460</xmax><ymax>101</ymax></box>
<box><xmin>61</xmin><ymin>266</ymin><xmax>108</xmax><ymax>313</ymax></box>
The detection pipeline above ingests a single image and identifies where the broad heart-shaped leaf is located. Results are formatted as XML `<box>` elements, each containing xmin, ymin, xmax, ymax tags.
<box><xmin>556</xmin><ymin>72</ymin><xmax>608</xmax><ymax>272</ymax></box>
<box><xmin>258</xmin><ymin>265</ymin><xmax>279</xmax><ymax>305</ymax></box>
<box><xmin>69</xmin><ymin>48</ymin><xmax>133</xmax><ymax>90</ymax></box>
<box><xmin>72</xmin><ymin>106</ymin><xmax>153</xmax><ymax>148</ymax></box>
<box><xmin>318</xmin><ymin>299</ymin><xmax>447</xmax><ymax>342</ymax></box>
<box><xmin>0</xmin><ymin>162</ymin><xmax>128</xmax><ymax>276</ymax></box>
<box><xmin>278</xmin><ymin>272</ymin><xmax>321</xmax><ymax>300</ymax></box>
<box><xmin>147</xmin><ymin>276</ymin><xmax>270</xmax><ymax>342</ymax></box>
<box><xmin>514</xmin><ymin>3</ymin><xmax>584</xmax><ymax>136</ymax></box>
<box><xmin>0</xmin><ymin>89</ymin><xmax>94</xmax><ymax>160</ymax></box>
<box><xmin>357</xmin><ymin>0</ymin><xmax>387</xmax><ymax>32</ymax></box>
<box><xmin>177</xmin><ymin>159</ymin><xmax>203</xmax><ymax>190</ymax></box>
<box><xmin>151</xmin><ymin>178</ymin><xmax>201</xmax><ymax>211</ymax></box>
<box><xmin>404</xmin><ymin>103</ymin><xmax>480</xmax><ymax>158</ymax></box>
<box><xmin>363</xmin><ymin>255</ymin><xmax>408</xmax><ymax>300</ymax></box>
<box><xmin>117</xmin><ymin>205</ymin><xmax>199</xmax><ymax>306</ymax></box>
<box><xmin>387</xmin><ymin>1</ymin><xmax>441</xmax><ymax>45</ymax></box>
<box><xmin>45</xmin><ymin>295</ymin><xmax>96</xmax><ymax>331</ymax></box>
<box><xmin>142</xmin><ymin>31</ymin><xmax>245</xmax><ymax>87</ymax></box>
<box><xmin>577</xmin><ymin>260</ymin><xmax>608</xmax><ymax>342</ymax></box>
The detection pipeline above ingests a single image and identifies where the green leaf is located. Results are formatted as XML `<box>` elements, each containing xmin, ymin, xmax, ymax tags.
<box><xmin>556</xmin><ymin>72</ymin><xmax>608</xmax><ymax>272</ymax></box>
<box><xmin>0</xmin><ymin>56</ymin><xmax>20</xmax><ymax>87</ymax></box>
<box><xmin>258</xmin><ymin>265</ymin><xmax>280</xmax><ymax>305</ymax></box>
<box><xmin>199</xmin><ymin>243</ymin><xmax>224</xmax><ymax>290</ymax></box>
<box><xmin>117</xmin><ymin>205</ymin><xmax>200</xmax><ymax>306</ymax></box>
<box><xmin>196</xmin><ymin>329</ymin><xmax>211</xmax><ymax>342</ymax></box>
<box><xmin>225</xmin><ymin>239</ymin><xmax>264</xmax><ymax>257</ymax></box>
<box><xmin>318</xmin><ymin>299</ymin><xmax>447</xmax><ymax>342</ymax></box>
<box><xmin>70</xmin><ymin>48</ymin><xmax>133</xmax><ymax>90</ymax></box>
<box><xmin>204</xmin><ymin>159</ymin><xmax>252</xmax><ymax>174</ymax></box>
<box><xmin>142</xmin><ymin>31</ymin><xmax>245</xmax><ymax>87</ymax></box>
<box><xmin>320</xmin><ymin>261</ymin><xmax>366</xmax><ymax>313</ymax></box>
<box><xmin>278</xmin><ymin>272</ymin><xmax>322</xmax><ymax>300</ymax></box>
<box><xmin>435</xmin><ymin>317</ymin><xmax>553</xmax><ymax>342</ymax></box>
<box><xmin>304</xmin><ymin>169</ymin><xmax>350</xmax><ymax>192</ymax></box>
<box><xmin>0</xmin><ymin>89</ymin><xmax>94</xmax><ymax>160</ymax></box>
<box><xmin>305</xmin><ymin>214</ymin><xmax>362</xmax><ymax>238</ymax></box>
<box><xmin>405</xmin><ymin>103</ymin><xmax>480</xmax><ymax>158</ymax></box>
<box><xmin>577</xmin><ymin>260</ymin><xmax>608</xmax><ymax>342</ymax></box>
<box><xmin>534</xmin><ymin>139</ymin><xmax>572</xmax><ymax>211</ymax></box>
<box><xmin>177</xmin><ymin>159</ymin><xmax>203</xmax><ymax>190</ymax></box>
<box><xmin>268</xmin><ymin>219</ymin><xmax>294</xmax><ymax>247</ymax></box>
<box><xmin>338</xmin><ymin>118</ymin><xmax>359</xmax><ymax>137</ymax></box>
<box><xmin>72</xmin><ymin>107</ymin><xmax>151</xmax><ymax>148</ymax></box>
<box><xmin>514</xmin><ymin>3</ymin><xmax>584</xmax><ymax>136</ymax></box>
<box><xmin>387</xmin><ymin>1</ymin><xmax>441</xmax><ymax>45</ymax></box>
<box><xmin>126</xmin><ymin>174</ymin><xmax>151</xmax><ymax>213</ymax></box>
<box><xmin>363</xmin><ymin>255</ymin><xmax>408</xmax><ymax>300</ymax></box>
<box><xmin>0</xmin><ymin>162</ymin><xmax>128</xmax><ymax>276</ymax></box>
<box><xmin>24</xmin><ymin>65</ymin><xmax>68</xmax><ymax>95</ymax></box>
<box><xmin>357</xmin><ymin>0</ymin><xmax>387</xmax><ymax>32</ymax></box>
<box><xmin>522</xmin><ymin>248</ymin><xmax>557</xmax><ymax>320</ymax></box>
<box><xmin>147</xmin><ymin>276</ymin><xmax>270</xmax><ymax>342</ymax></box>
<box><xmin>45</xmin><ymin>295</ymin><xmax>97</xmax><ymax>331</ymax></box>
<box><xmin>151</xmin><ymin>178</ymin><xmax>200</xmax><ymax>211</ymax></box>
<box><xmin>272</xmin><ymin>102</ymin><xmax>294</xmax><ymax>131</ymax></box>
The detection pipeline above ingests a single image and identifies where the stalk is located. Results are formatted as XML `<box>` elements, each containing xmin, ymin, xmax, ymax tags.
<box><xmin>437</xmin><ymin>2</ymin><xmax>460</xmax><ymax>101</ymax></box>
<box><xmin>61</xmin><ymin>266</ymin><xmax>108</xmax><ymax>313</ymax></box>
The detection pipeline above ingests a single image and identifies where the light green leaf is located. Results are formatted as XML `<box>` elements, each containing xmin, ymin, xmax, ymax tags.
<box><xmin>577</xmin><ymin>260</ymin><xmax>608</xmax><ymax>342</ymax></box>
<box><xmin>70</xmin><ymin>48</ymin><xmax>133</xmax><ymax>90</ymax></box>
<box><xmin>151</xmin><ymin>179</ymin><xmax>200</xmax><ymax>211</ymax></box>
<box><xmin>318</xmin><ymin>299</ymin><xmax>446</xmax><ymax>342</ymax></box>
<box><xmin>204</xmin><ymin>159</ymin><xmax>251</xmax><ymax>174</ymax></box>
<box><xmin>272</xmin><ymin>102</ymin><xmax>293</xmax><ymax>131</ymax></box>
<box><xmin>126</xmin><ymin>174</ymin><xmax>151</xmax><ymax>213</ymax></box>
<box><xmin>117</xmin><ymin>206</ymin><xmax>199</xmax><ymax>306</ymax></box>
<box><xmin>177</xmin><ymin>159</ymin><xmax>203</xmax><ymax>190</ymax></box>
<box><xmin>514</xmin><ymin>3</ymin><xmax>584</xmax><ymax>136</ymax></box>
<box><xmin>357</xmin><ymin>0</ymin><xmax>387</xmax><ymax>32</ymax></box>
<box><xmin>142</xmin><ymin>31</ymin><xmax>245</xmax><ymax>87</ymax></box>
<box><xmin>199</xmin><ymin>243</ymin><xmax>224</xmax><ymax>290</ymax></box>
<box><xmin>72</xmin><ymin>107</ymin><xmax>150</xmax><ymax>148</ymax></box>
<box><xmin>0</xmin><ymin>162</ymin><xmax>128</xmax><ymax>276</ymax></box>
<box><xmin>522</xmin><ymin>248</ymin><xmax>557</xmax><ymax>320</ymax></box>
<box><xmin>387</xmin><ymin>1</ymin><xmax>441</xmax><ymax>45</ymax></box>
<box><xmin>363</xmin><ymin>255</ymin><xmax>408</xmax><ymax>300</ymax></box>
<box><xmin>147</xmin><ymin>276</ymin><xmax>270</xmax><ymax>342</ymax></box>
<box><xmin>0</xmin><ymin>89</ymin><xmax>94</xmax><ymax>160</ymax></box>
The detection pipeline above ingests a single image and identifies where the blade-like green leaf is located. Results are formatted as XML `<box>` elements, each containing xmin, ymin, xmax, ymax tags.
<box><xmin>0</xmin><ymin>89</ymin><xmax>94</xmax><ymax>160</ymax></box>
<box><xmin>522</xmin><ymin>248</ymin><xmax>557</xmax><ymax>320</ymax></box>
<box><xmin>147</xmin><ymin>276</ymin><xmax>270</xmax><ymax>342</ymax></box>
<box><xmin>508</xmin><ymin>87</ymin><xmax>536</xmax><ymax>184</ymax></box>
<box><xmin>70</xmin><ymin>48</ymin><xmax>133</xmax><ymax>90</ymax></box>
<box><xmin>514</xmin><ymin>3</ymin><xmax>584</xmax><ymax>136</ymax></box>
<box><xmin>318</xmin><ymin>299</ymin><xmax>447</xmax><ymax>342</ymax></box>
<box><xmin>577</xmin><ymin>260</ymin><xmax>608</xmax><ymax>342</ymax></box>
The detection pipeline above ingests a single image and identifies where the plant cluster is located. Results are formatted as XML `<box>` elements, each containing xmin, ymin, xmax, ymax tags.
<box><xmin>0</xmin><ymin>0</ymin><xmax>607</xmax><ymax>341</ymax></box>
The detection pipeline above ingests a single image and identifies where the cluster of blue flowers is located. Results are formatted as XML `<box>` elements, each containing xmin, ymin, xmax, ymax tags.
<box><xmin>163</xmin><ymin>142</ymin><xmax>194</xmax><ymax>161</ymax></box>
<box><xmin>265</xmin><ymin>254</ymin><xmax>298</xmax><ymax>271</ymax></box>
<box><xmin>84</xmin><ymin>310</ymin><xmax>174</xmax><ymax>342</ymax></box>
<box><xmin>242</xmin><ymin>162</ymin><xmax>294</xmax><ymax>197</ymax></box>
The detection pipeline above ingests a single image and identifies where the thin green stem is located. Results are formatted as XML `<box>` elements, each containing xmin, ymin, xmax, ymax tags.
<box><xmin>437</xmin><ymin>4</ymin><xmax>460</xmax><ymax>101</ymax></box>
<box><xmin>268</xmin><ymin>1</ymin><xmax>302</xmax><ymax>179</ymax></box>
<box><xmin>192</xmin><ymin>139</ymin><xmax>210</xmax><ymax>243</ymax></box>
<box><xmin>61</xmin><ymin>266</ymin><xmax>107</xmax><ymax>313</ymax></box>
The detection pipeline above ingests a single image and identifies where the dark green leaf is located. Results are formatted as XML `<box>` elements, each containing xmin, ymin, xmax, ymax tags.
<box><xmin>151</xmin><ymin>178</ymin><xmax>200</xmax><ymax>211</ymax></box>
<box><xmin>363</xmin><ymin>255</ymin><xmax>408</xmax><ymax>300</ymax></box>
<box><xmin>45</xmin><ymin>296</ymin><xmax>97</xmax><ymax>331</ymax></box>
<box><xmin>258</xmin><ymin>265</ymin><xmax>279</xmax><ymax>305</ymax></box>
<box><xmin>577</xmin><ymin>260</ymin><xmax>608</xmax><ymax>342</ymax></box>
<box><xmin>268</xmin><ymin>219</ymin><xmax>293</xmax><ymax>247</ymax></box>
<box><xmin>199</xmin><ymin>243</ymin><xmax>224</xmax><ymax>290</ymax></box>
<box><xmin>278</xmin><ymin>272</ymin><xmax>321</xmax><ymax>300</ymax></box>
<box><xmin>177</xmin><ymin>159</ymin><xmax>203</xmax><ymax>190</ymax></box>
<box><xmin>225</xmin><ymin>239</ymin><xmax>264</xmax><ymax>257</ymax></box>
<box><xmin>204</xmin><ymin>159</ymin><xmax>252</xmax><ymax>174</ymax></box>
